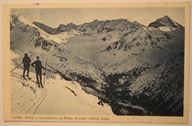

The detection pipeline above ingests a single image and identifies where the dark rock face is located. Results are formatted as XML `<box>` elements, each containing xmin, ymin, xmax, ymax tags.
<box><xmin>56</xmin><ymin>23</ymin><xmax>77</xmax><ymax>33</ymax></box>
<box><xmin>33</xmin><ymin>21</ymin><xmax>57</xmax><ymax>34</ymax></box>
<box><xmin>148</xmin><ymin>15</ymin><xmax>184</xmax><ymax>29</ymax></box>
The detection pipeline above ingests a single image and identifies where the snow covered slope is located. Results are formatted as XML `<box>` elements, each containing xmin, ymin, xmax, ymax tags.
<box><xmin>10</xmin><ymin>51</ymin><xmax>113</xmax><ymax>115</ymax></box>
<box><xmin>10</xmin><ymin>13</ymin><xmax>184</xmax><ymax>116</ymax></box>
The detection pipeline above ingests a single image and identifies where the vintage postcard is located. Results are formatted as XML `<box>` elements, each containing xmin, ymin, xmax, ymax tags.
<box><xmin>3</xmin><ymin>2</ymin><xmax>190</xmax><ymax>123</ymax></box>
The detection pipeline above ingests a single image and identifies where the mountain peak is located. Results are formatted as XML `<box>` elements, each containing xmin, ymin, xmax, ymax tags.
<box><xmin>148</xmin><ymin>15</ymin><xmax>184</xmax><ymax>31</ymax></box>
<box><xmin>160</xmin><ymin>15</ymin><xmax>173</xmax><ymax>23</ymax></box>
<box><xmin>67</xmin><ymin>22</ymin><xmax>76</xmax><ymax>26</ymax></box>
<box><xmin>163</xmin><ymin>15</ymin><xmax>170</xmax><ymax>19</ymax></box>
<box><xmin>56</xmin><ymin>22</ymin><xmax>77</xmax><ymax>33</ymax></box>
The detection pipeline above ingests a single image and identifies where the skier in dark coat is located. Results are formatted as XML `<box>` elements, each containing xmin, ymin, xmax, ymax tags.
<box><xmin>22</xmin><ymin>53</ymin><xmax>31</xmax><ymax>79</ymax></box>
<box><xmin>31</xmin><ymin>56</ymin><xmax>45</xmax><ymax>88</ymax></box>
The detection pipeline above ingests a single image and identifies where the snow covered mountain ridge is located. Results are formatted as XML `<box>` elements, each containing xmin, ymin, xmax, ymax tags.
<box><xmin>33</xmin><ymin>15</ymin><xmax>183</xmax><ymax>34</ymax></box>
<box><xmin>10</xmin><ymin>13</ymin><xmax>184</xmax><ymax>116</ymax></box>
<box><xmin>148</xmin><ymin>15</ymin><xmax>184</xmax><ymax>31</ymax></box>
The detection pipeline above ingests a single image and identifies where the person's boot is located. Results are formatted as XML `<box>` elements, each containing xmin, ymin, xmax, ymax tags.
<box><xmin>26</xmin><ymin>75</ymin><xmax>31</xmax><ymax>80</ymax></box>
<box><xmin>36</xmin><ymin>81</ymin><xmax>40</xmax><ymax>88</ymax></box>
<box><xmin>23</xmin><ymin>75</ymin><xmax>27</xmax><ymax>80</ymax></box>
<box><xmin>40</xmin><ymin>82</ymin><xmax>44</xmax><ymax>88</ymax></box>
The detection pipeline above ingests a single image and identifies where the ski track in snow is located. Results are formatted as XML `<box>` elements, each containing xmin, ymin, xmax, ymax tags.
<box><xmin>33</xmin><ymin>90</ymin><xmax>47</xmax><ymax>114</ymax></box>
<box><xmin>11</xmin><ymin>72</ymin><xmax>47</xmax><ymax>114</ymax></box>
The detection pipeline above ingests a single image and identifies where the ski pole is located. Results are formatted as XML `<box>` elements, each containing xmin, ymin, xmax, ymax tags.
<box><xmin>10</xmin><ymin>54</ymin><xmax>32</xmax><ymax>73</ymax></box>
<box><xmin>43</xmin><ymin>59</ymin><xmax>47</xmax><ymax>85</ymax></box>
<box><xmin>10</xmin><ymin>62</ymin><xmax>23</xmax><ymax>73</ymax></box>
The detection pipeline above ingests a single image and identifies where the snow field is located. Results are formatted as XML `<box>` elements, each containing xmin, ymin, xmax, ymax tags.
<box><xmin>10</xmin><ymin>51</ymin><xmax>114</xmax><ymax>115</ymax></box>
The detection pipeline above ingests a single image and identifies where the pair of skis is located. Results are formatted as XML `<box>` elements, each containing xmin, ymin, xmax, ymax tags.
<box><xmin>43</xmin><ymin>59</ymin><xmax>48</xmax><ymax>86</ymax></box>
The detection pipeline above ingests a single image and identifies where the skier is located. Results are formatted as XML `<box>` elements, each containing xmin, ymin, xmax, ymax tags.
<box><xmin>31</xmin><ymin>56</ymin><xmax>46</xmax><ymax>88</ymax></box>
<box><xmin>22</xmin><ymin>53</ymin><xmax>31</xmax><ymax>79</ymax></box>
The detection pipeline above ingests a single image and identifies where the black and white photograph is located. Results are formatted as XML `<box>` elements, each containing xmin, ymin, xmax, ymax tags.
<box><xmin>3</xmin><ymin>2</ymin><xmax>190</xmax><ymax>123</ymax></box>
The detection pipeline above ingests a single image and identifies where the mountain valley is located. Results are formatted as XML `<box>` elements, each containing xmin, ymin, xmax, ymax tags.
<box><xmin>10</xmin><ymin>13</ymin><xmax>184</xmax><ymax>116</ymax></box>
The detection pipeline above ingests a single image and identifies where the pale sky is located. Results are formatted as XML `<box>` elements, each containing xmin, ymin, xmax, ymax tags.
<box><xmin>12</xmin><ymin>8</ymin><xmax>185</xmax><ymax>28</ymax></box>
